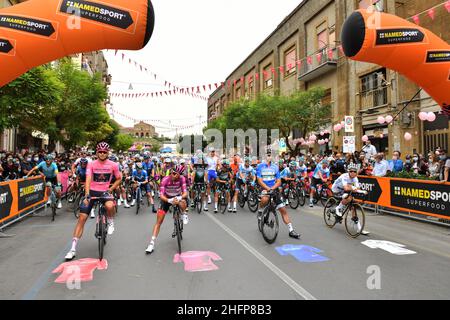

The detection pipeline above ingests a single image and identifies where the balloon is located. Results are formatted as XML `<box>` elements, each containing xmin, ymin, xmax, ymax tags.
<box><xmin>320</xmin><ymin>131</ymin><xmax>324</xmax><ymax>136</ymax></box>
<box><xmin>418</xmin><ymin>112</ymin><xmax>428</xmax><ymax>121</ymax></box>
<box><xmin>341</xmin><ymin>121</ymin><xmax>345</xmax><ymax>126</ymax></box>
<box><xmin>427</xmin><ymin>112</ymin><xmax>436</xmax><ymax>122</ymax></box>
<box><xmin>309</xmin><ymin>135</ymin><xmax>317</xmax><ymax>141</ymax></box>
<box><xmin>377</xmin><ymin>116</ymin><xmax>386</xmax><ymax>124</ymax></box>
<box><xmin>379</xmin><ymin>134</ymin><xmax>384</xmax><ymax>138</ymax></box>
<box><xmin>323</xmin><ymin>130</ymin><xmax>330</xmax><ymax>134</ymax></box>
<box><xmin>325</xmin><ymin>139</ymin><xmax>329</xmax><ymax>143</ymax></box>
<box><xmin>385</xmin><ymin>115</ymin><xmax>394</xmax><ymax>124</ymax></box>
<box><xmin>404</xmin><ymin>132</ymin><xmax>412</xmax><ymax>141</ymax></box>
<box><xmin>362</xmin><ymin>135</ymin><xmax>369</xmax><ymax>142</ymax></box>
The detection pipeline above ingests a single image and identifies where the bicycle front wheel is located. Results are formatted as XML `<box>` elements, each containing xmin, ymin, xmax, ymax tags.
<box><xmin>219</xmin><ymin>193</ymin><xmax>228</xmax><ymax>214</ymax></box>
<box><xmin>323</xmin><ymin>197</ymin><xmax>338</xmax><ymax>228</ymax></box>
<box><xmin>97</xmin><ymin>215</ymin><xmax>107</xmax><ymax>261</ymax></box>
<box><xmin>288</xmin><ymin>189</ymin><xmax>300</xmax><ymax>209</ymax></box>
<box><xmin>345</xmin><ymin>203</ymin><xmax>365</xmax><ymax>238</ymax></box>
<box><xmin>136</xmin><ymin>191</ymin><xmax>141</xmax><ymax>215</ymax></box>
<box><xmin>248</xmin><ymin>191</ymin><xmax>259</xmax><ymax>213</ymax></box>
<box><xmin>196</xmin><ymin>195</ymin><xmax>202</xmax><ymax>214</ymax></box>
<box><xmin>261</xmin><ymin>207</ymin><xmax>279</xmax><ymax>244</ymax></box>
<box><xmin>297</xmin><ymin>188</ymin><xmax>306</xmax><ymax>207</ymax></box>
<box><xmin>175</xmin><ymin>215</ymin><xmax>182</xmax><ymax>254</ymax></box>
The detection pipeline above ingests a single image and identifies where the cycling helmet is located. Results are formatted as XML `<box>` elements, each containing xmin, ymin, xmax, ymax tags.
<box><xmin>136</xmin><ymin>163</ymin><xmax>143</xmax><ymax>170</ymax></box>
<box><xmin>289</xmin><ymin>161</ymin><xmax>297</xmax><ymax>167</ymax></box>
<box><xmin>164</xmin><ymin>157</ymin><xmax>172</xmax><ymax>163</ymax></box>
<box><xmin>109</xmin><ymin>155</ymin><xmax>118</xmax><ymax>162</ymax></box>
<box><xmin>222</xmin><ymin>159</ymin><xmax>230</xmax><ymax>165</ymax></box>
<box><xmin>172</xmin><ymin>165</ymin><xmax>184</xmax><ymax>175</ymax></box>
<box><xmin>45</xmin><ymin>155</ymin><xmax>54</xmax><ymax>161</ymax></box>
<box><xmin>244</xmin><ymin>157</ymin><xmax>251</xmax><ymax>163</ymax></box>
<box><xmin>321</xmin><ymin>160</ymin><xmax>329</xmax><ymax>166</ymax></box>
<box><xmin>127</xmin><ymin>160</ymin><xmax>133</xmax><ymax>165</ymax></box>
<box><xmin>96</xmin><ymin>142</ymin><xmax>110</xmax><ymax>152</ymax></box>
<box><xmin>80</xmin><ymin>158</ymin><xmax>88</xmax><ymax>165</ymax></box>
<box><xmin>144</xmin><ymin>155</ymin><xmax>150</xmax><ymax>160</ymax></box>
<box><xmin>151</xmin><ymin>156</ymin><xmax>158</xmax><ymax>161</ymax></box>
<box><xmin>347</xmin><ymin>163</ymin><xmax>359</xmax><ymax>172</ymax></box>
<box><xmin>180</xmin><ymin>158</ymin><xmax>186</xmax><ymax>164</ymax></box>
<box><xmin>172</xmin><ymin>159</ymin><xmax>179</xmax><ymax>166</ymax></box>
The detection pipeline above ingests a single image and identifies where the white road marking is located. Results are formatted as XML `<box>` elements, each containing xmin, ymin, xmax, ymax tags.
<box><xmin>206</xmin><ymin>212</ymin><xmax>317</xmax><ymax>300</ymax></box>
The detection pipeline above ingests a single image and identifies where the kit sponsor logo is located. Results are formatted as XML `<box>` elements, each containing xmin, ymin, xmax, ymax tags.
<box><xmin>376</xmin><ymin>29</ymin><xmax>424</xmax><ymax>45</ymax></box>
<box><xmin>0</xmin><ymin>15</ymin><xmax>56</xmax><ymax>37</ymax></box>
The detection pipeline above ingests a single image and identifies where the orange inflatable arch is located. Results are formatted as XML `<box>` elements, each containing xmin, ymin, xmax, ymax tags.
<box><xmin>341</xmin><ymin>9</ymin><xmax>450</xmax><ymax>114</ymax></box>
<box><xmin>0</xmin><ymin>0</ymin><xmax>154</xmax><ymax>87</ymax></box>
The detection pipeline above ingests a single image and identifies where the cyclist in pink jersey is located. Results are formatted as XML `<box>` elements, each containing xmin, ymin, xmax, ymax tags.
<box><xmin>65</xmin><ymin>142</ymin><xmax>122</xmax><ymax>261</ymax></box>
<box><xmin>146</xmin><ymin>165</ymin><xmax>188</xmax><ymax>254</ymax></box>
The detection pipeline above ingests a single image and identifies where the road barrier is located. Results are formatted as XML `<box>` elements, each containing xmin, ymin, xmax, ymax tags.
<box><xmin>0</xmin><ymin>176</ymin><xmax>47</xmax><ymax>230</ymax></box>
<box><xmin>329</xmin><ymin>175</ymin><xmax>450</xmax><ymax>224</ymax></box>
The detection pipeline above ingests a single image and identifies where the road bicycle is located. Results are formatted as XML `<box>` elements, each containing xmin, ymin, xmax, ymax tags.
<box><xmin>170</xmin><ymin>201</ymin><xmax>184</xmax><ymax>255</ymax></box>
<box><xmin>192</xmin><ymin>183</ymin><xmax>206</xmax><ymax>214</ymax></box>
<box><xmin>313</xmin><ymin>180</ymin><xmax>333</xmax><ymax>206</ymax></box>
<box><xmin>257</xmin><ymin>190</ymin><xmax>280</xmax><ymax>244</ymax></box>
<box><xmin>281</xmin><ymin>180</ymin><xmax>300</xmax><ymax>209</ymax></box>
<box><xmin>216</xmin><ymin>182</ymin><xmax>230</xmax><ymax>214</ymax></box>
<box><xmin>295</xmin><ymin>178</ymin><xmax>307</xmax><ymax>207</ymax></box>
<box><xmin>323</xmin><ymin>190</ymin><xmax>367</xmax><ymax>238</ymax></box>
<box><xmin>89</xmin><ymin>193</ymin><xmax>115</xmax><ymax>261</ymax></box>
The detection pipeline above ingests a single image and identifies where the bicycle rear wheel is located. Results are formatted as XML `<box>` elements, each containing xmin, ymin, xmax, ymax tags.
<box><xmin>73</xmin><ymin>193</ymin><xmax>82</xmax><ymax>219</ymax></box>
<box><xmin>345</xmin><ymin>203</ymin><xmax>365</xmax><ymax>238</ymax></box>
<box><xmin>238</xmin><ymin>189</ymin><xmax>246</xmax><ymax>208</ymax></box>
<box><xmin>261</xmin><ymin>207</ymin><xmax>279</xmax><ymax>244</ymax></box>
<box><xmin>323</xmin><ymin>197</ymin><xmax>338</xmax><ymax>228</ymax></box>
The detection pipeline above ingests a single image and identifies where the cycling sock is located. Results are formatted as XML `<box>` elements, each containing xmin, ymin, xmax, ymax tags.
<box><xmin>107</xmin><ymin>217</ymin><xmax>113</xmax><ymax>224</ymax></box>
<box><xmin>287</xmin><ymin>223</ymin><xmax>294</xmax><ymax>233</ymax></box>
<box><xmin>233</xmin><ymin>202</ymin><xmax>237</xmax><ymax>209</ymax></box>
<box><xmin>214</xmin><ymin>203</ymin><xmax>218</xmax><ymax>210</ymax></box>
<box><xmin>151</xmin><ymin>236</ymin><xmax>156</xmax><ymax>244</ymax></box>
<box><xmin>71</xmin><ymin>238</ymin><xmax>79</xmax><ymax>251</ymax></box>
<box><xmin>337</xmin><ymin>203</ymin><xmax>344</xmax><ymax>210</ymax></box>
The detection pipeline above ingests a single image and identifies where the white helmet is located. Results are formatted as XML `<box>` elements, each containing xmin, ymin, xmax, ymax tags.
<box><xmin>180</xmin><ymin>158</ymin><xmax>186</xmax><ymax>164</ymax></box>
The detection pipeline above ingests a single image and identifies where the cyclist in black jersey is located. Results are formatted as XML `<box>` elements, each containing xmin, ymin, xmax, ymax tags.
<box><xmin>191</xmin><ymin>157</ymin><xmax>208</xmax><ymax>211</ymax></box>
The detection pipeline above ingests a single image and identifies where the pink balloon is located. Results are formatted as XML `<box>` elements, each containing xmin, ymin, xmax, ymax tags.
<box><xmin>320</xmin><ymin>131</ymin><xmax>324</xmax><ymax>136</ymax></box>
<box><xmin>323</xmin><ymin>130</ymin><xmax>330</xmax><ymax>134</ymax></box>
<box><xmin>325</xmin><ymin>138</ymin><xmax>329</xmax><ymax>143</ymax></box>
<box><xmin>418</xmin><ymin>112</ymin><xmax>428</xmax><ymax>121</ymax></box>
<box><xmin>362</xmin><ymin>135</ymin><xmax>369</xmax><ymax>142</ymax></box>
<box><xmin>404</xmin><ymin>132</ymin><xmax>412</xmax><ymax>141</ymax></box>
<box><xmin>379</xmin><ymin>134</ymin><xmax>384</xmax><ymax>138</ymax></box>
<box><xmin>377</xmin><ymin>116</ymin><xmax>386</xmax><ymax>124</ymax></box>
<box><xmin>309</xmin><ymin>134</ymin><xmax>317</xmax><ymax>141</ymax></box>
<box><xmin>341</xmin><ymin>121</ymin><xmax>345</xmax><ymax>126</ymax></box>
<box><xmin>427</xmin><ymin>112</ymin><xmax>436</xmax><ymax>122</ymax></box>
<box><xmin>385</xmin><ymin>115</ymin><xmax>393</xmax><ymax>124</ymax></box>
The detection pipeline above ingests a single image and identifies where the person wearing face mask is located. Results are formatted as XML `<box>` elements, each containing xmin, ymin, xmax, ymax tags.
<box><xmin>20</xmin><ymin>154</ymin><xmax>34</xmax><ymax>178</ymax></box>
<box><xmin>411</xmin><ymin>153</ymin><xmax>428</xmax><ymax>175</ymax></box>
<box><xmin>372</xmin><ymin>153</ymin><xmax>389</xmax><ymax>177</ymax></box>
<box><xmin>427</xmin><ymin>154</ymin><xmax>441</xmax><ymax>180</ymax></box>
<box><xmin>438</xmin><ymin>149</ymin><xmax>450</xmax><ymax>182</ymax></box>
<box><xmin>388</xmin><ymin>151</ymin><xmax>404</xmax><ymax>174</ymax></box>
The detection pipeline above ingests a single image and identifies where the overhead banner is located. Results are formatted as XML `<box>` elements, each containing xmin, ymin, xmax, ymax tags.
<box><xmin>341</xmin><ymin>9</ymin><xmax>450</xmax><ymax>114</ymax></box>
<box><xmin>0</xmin><ymin>0</ymin><xmax>155</xmax><ymax>87</ymax></box>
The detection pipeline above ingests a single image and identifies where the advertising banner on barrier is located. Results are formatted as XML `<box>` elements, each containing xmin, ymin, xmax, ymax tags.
<box><xmin>0</xmin><ymin>183</ymin><xmax>13</xmax><ymax>221</ymax></box>
<box><xmin>17</xmin><ymin>178</ymin><xmax>46</xmax><ymax>212</ymax></box>
<box><xmin>0</xmin><ymin>176</ymin><xmax>47</xmax><ymax>226</ymax></box>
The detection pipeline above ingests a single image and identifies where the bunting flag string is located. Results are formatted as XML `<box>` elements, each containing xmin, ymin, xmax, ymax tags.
<box><xmin>108</xmin><ymin>106</ymin><xmax>207</xmax><ymax>130</ymax></box>
<box><xmin>105</xmin><ymin>2</ymin><xmax>449</xmax><ymax>103</ymax></box>
<box><xmin>108</xmin><ymin>90</ymin><xmax>209</xmax><ymax>101</ymax></box>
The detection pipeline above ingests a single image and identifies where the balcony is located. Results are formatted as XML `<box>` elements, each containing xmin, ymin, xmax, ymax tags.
<box><xmin>298</xmin><ymin>46</ymin><xmax>338</xmax><ymax>82</ymax></box>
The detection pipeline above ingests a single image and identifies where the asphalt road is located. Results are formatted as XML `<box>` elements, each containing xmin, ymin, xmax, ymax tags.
<box><xmin>1</xmin><ymin>198</ymin><xmax>450</xmax><ymax>300</ymax></box>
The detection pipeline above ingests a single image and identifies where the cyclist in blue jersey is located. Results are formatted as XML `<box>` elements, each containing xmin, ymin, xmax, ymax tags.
<box><xmin>309</xmin><ymin>159</ymin><xmax>330</xmax><ymax>207</ymax></box>
<box><xmin>236</xmin><ymin>157</ymin><xmax>256</xmax><ymax>191</ymax></box>
<box><xmin>256</xmin><ymin>150</ymin><xmax>300</xmax><ymax>239</ymax></box>
<box><xmin>142</xmin><ymin>155</ymin><xmax>157</xmax><ymax>212</ymax></box>
<box><xmin>27</xmin><ymin>155</ymin><xmax>62</xmax><ymax>208</ymax></box>
<box><xmin>131</xmin><ymin>163</ymin><xmax>156</xmax><ymax>213</ymax></box>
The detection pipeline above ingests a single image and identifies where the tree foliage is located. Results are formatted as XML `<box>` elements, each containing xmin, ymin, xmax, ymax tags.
<box><xmin>205</xmin><ymin>87</ymin><xmax>330</xmax><ymax>155</ymax></box>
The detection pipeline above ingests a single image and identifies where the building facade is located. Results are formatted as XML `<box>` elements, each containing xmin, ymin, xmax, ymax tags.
<box><xmin>208</xmin><ymin>0</ymin><xmax>450</xmax><ymax>157</ymax></box>
<box><xmin>120</xmin><ymin>121</ymin><xmax>157</xmax><ymax>139</ymax></box>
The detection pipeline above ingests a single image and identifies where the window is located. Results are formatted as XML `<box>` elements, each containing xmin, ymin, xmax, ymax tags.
<box><xmin>360</xmin><ymin>69</ymin><xmax>388</xmax><ymax>107</ymax></box>
<box><xmin>284</xmin><ymin>48</ymin><xmax>297</xmax><ymax>76</ymax></box>
<box><xmin>316</xmin><ymin>21</ymin><xmax>328</xmax><ymax>51</ymax></box>
<box><xmin>358</xmin><ymin>0</ymin><xmax>384</xmax><ymax>11</ymax></box>
<box><xmin>263</xmin><ymin>64</ymin><xmax>273</xmax><ymax>89</ymax></box>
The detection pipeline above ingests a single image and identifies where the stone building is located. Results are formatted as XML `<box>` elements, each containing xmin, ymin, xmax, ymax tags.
<box><xmin>208</xmin><ymin>0</ymin><xmax>449</xmax><ymax>156</ymax></box>
<box><xmin>120</xmin><ymin>121</ymin><xmax>157</xmax><ymax>139</ymax></box>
